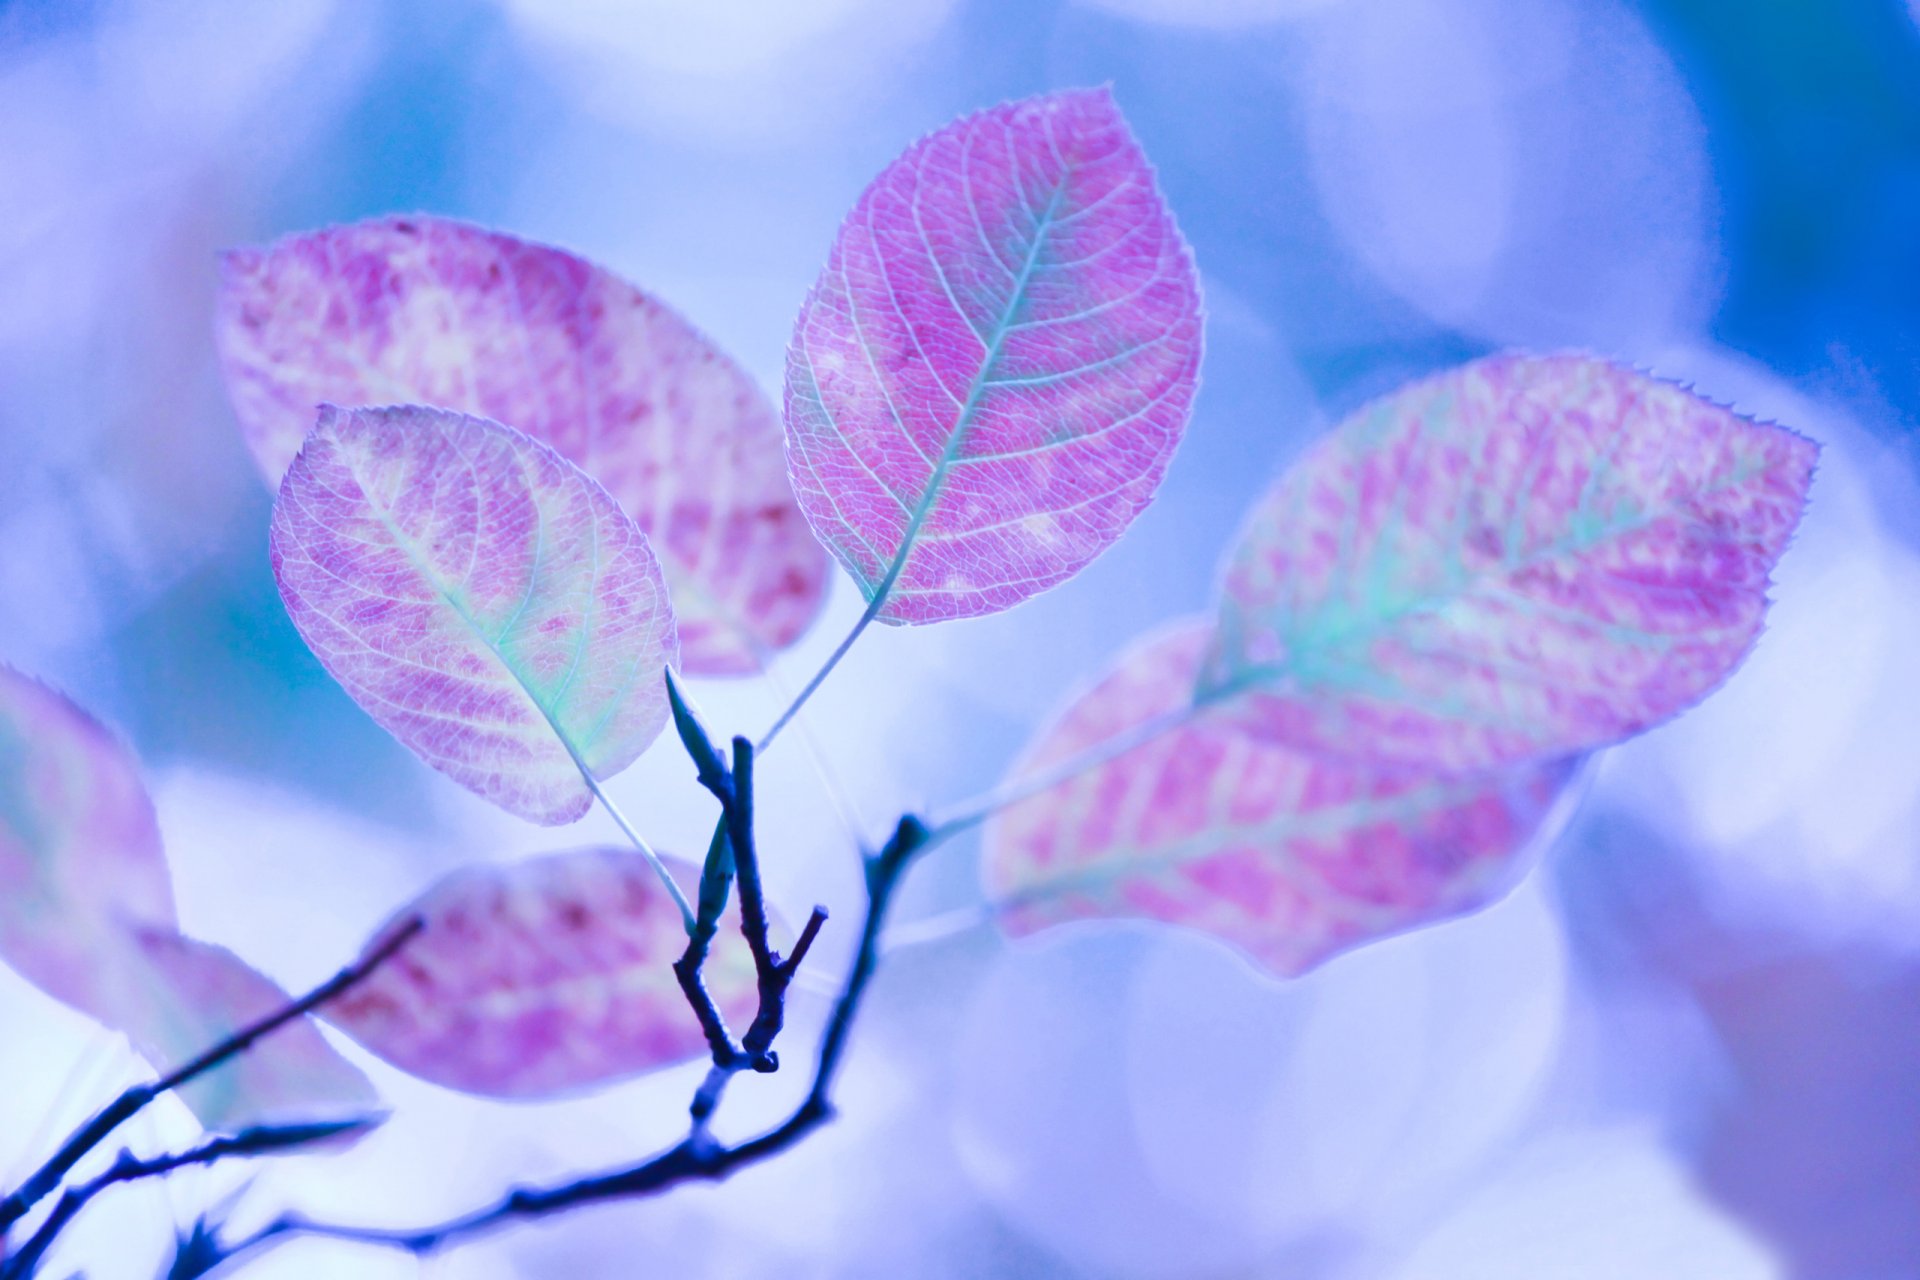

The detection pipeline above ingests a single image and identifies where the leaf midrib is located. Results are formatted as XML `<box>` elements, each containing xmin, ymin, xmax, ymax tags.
<box><xmin>863</xmin><ymin>180</ymin><xmax>1071</xmax><ymax>614</ymax></box>
<box><xmin>340</xmin><ymin>437</ymin><xmax>597</xmax><ymax>776</ymax></box>
<box><xmin>996</xmin><ymin>764</ymin><xmax>1515</xmax><ymax>910</ymax></box>
<box><xmin>1206</xmin><ymin>453</ymin><xmax>1772</xmax><ymax>703</ymax></box>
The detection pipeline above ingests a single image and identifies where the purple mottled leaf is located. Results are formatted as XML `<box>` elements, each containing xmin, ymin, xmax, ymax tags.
<box><xmin>1202</xmin><ymin>353</ymin><xmax>1817</xmax><ymax>771</ymax></box>
<box><xmin>326</xmin><ymin>847</ymin><xmax>760</xmax><ymax>1098</ymax></box>
<box><xmin>0</xmin><ymin>665</ymin><xmax>175</xmax><ymax>1016</ymax></box>
<box><xmin>985</xmin><ymin>622</ymin><xmax>1574</xmax><ymax>977</ymax></box>
<box><xmin>119</xmin><ymin>928</ymin><xmax>382</xmax><ymax>1133</ymax></box>
<box><xmin>784</xmin><ymin>86</ymin><xmax>1202</xmax><ymax>623</ymax></box>
<box><xmin>271</xmin><ymin>405</ymin><xmax>679</xmax><ymax>825</ymax></box>
<box><xmin>218</xmin><ymin>215</ymin><xmax>826</xmax><ymax>674</ymax></box>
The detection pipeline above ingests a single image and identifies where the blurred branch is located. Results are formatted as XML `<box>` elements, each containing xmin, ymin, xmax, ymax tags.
<box><xmin>0</xmin><ymin>1120</ymin><xmax>373</xmax><ymax>1280</ymax></box>
<box><xmin>198</xmin><ymin>815</ymin><xmax>932</xmax><ymax>1274</ymax></box>
<box><xmin>0</xmin><ymin>919</ymin><xmax>422</xmax><ymax>1241</ymax></box>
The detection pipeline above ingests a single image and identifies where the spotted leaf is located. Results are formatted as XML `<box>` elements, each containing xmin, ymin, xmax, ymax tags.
<box><xmin>1202</xmin><ymin>353</ymin><xmax>1817</xmax><ymax>771</ymax></box>
<box><xmin>325</xmin><ymin>847</ymin><xmax>761</xmax><ymax>1097</ymax></box>
<box><xmin>271</xmin><ymin>405</ymin><xmax>678</xmax><ymax>825</ymax></box>
<box><xmin>985</xmin><ymin>622</ymin><xmax>1575</xmax><ymax>977</ymax></box>
<box><xmin>219</xmin><ymin>215</ymin><xmax>825</xmax><ymax>674</ymax></box>
<box><xmin>785</xmin><ymin>86</ymin><xmax>1202</xmax><ymax>623</ymax></box>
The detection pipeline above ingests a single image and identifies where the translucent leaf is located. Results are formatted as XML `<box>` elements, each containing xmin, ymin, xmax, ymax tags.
<box><xmin>0</xmin><ymin>669</ymin><xmax>377</xmax><ymax>1133</ymax></box>
<box><xmin>1202</xmin><ymin>353</ymin><xmax>1817</xmax><ymax>771</ymax></box>
<box><xmin>984</xmin><ymin>622</ymin><xmax>1575</xmax><ymax>977</ymax></box>
<box><xmin>0</xmin><ymin>665</ymin><xmax>175</xmax><ymax>1015</ymax></box>
<box><xmin>119</xmin><ymin>928</ymin><xmax>382</xmax><ymax>1133</ymax></box>
<box><xmin>784</xmin><ymin>86</ymin><xmax>1202</xmax><ymax>623</ymax></box>
<box><xmin>271</xmin><ymin>405</ymin><xmax>679</xmax><ymax>825</ymax></box>
<box><xmin>218</xmin><ymin>216</ymin><xmax>826</xmax><ymax>674</ymax></box>
<box><xmin>326</xmin><ymin>847</ymin><xmax>759</xmax><ymax>1097</ymax></box>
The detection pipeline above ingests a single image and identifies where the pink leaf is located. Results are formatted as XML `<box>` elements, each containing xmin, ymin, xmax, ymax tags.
<box><xmin>0</xmin><ymin>666</ymin><xmax>175</xmax><ymax>1016</ymax></box>
<box><xmin>325</xmin><ymin>847</ymin><xmax>759</xmax><ymax>1098</ymax></box>
<box><xmin>218</xmin><ymin>216</ymin><xmax>826</xmax><ymax>674</ymax></box>
<box><xmin>984</xmin><ymin>622</ymin><xmax>1575</xmax><ymax>978</ymax></box>
<box><xmin>1203</xmin><ymin>353</ymin><xmax>1817</xmax><ymax>771</ymax></box>
<box><xmin>271</xmin><ymin>405</ymin><xmax>679</xmax><ymax>825</ymax></box>
<box><xmin>118</xmin><ymin>929</ymin><xmax>381</xmax><ymax>1132</ymax></box>
<box><xmin>784</xmin><ymin>86</ymin><xmax>1202</xmax><ymax>624</ymax></box>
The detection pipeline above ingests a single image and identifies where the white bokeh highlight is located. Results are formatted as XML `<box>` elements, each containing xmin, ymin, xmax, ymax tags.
<box><xmin>1072</xmin><ymin>0</ymin><xmax>1347</xmax><ymax>27</ymax></box>
<box><xmin>1604</xmin><ymin>348</ymin><xmax>1920</xmax><ymax>952</ymax></box>
<box><xmin>1379</xmin><ymin>1127</ymin><xmax>1780</xmax><ymax>1280</ymax></box>
<box><xmin>952</xmin><ymin>880</ymin><xmax>1567</xmax><ymax>1274</ymax></box>
<box><xmin>1302</xmin><ymin>0</ymin><xmax>1718</xmax><ymax>350</ymax></box>
<box><xmin>494</xmin><ymin>0</ymin><xmax>958</xmax><ymax>144</ymax></box>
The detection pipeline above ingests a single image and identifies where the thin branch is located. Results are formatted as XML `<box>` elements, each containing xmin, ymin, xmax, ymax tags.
<box><xmin>754</xmin><ymin>652</ymin><xmax>873</xmax><ymax>846</ymax></box>
<box><xmin>725</xmin><ymin>737</ymin><xmax>778</xmax><ymax>988</ymax></box>
<box><xmin>0</xmin><ymin>920</ymin><xmax>424</xmax><ymax>1238</ymax></box>
<box><xmin>758</xmin><ymin>598</ymin><xmax>883</xmax><ymax>752</ymax></box>
<box><xmin>0</xmin><ymin>1121</ymin><xmax>371</xmax><ymax>1280</ymax></box>
<box><xmin>925</xmin><ymin>703</ymin><xmax>1200</xmax><ymax>841</ymax></box>
<box><xmin>201</xmin><ymin>816</ymin><xmax>931</xmax><ymax>1273</ymax></box>
<box><xmin>582</xmin><ymin>772</ymin><xmax>697</xmax><ymax>934</ymax></box>
<box><xmin>878</xmin><ymin>902</ymin><xmax>994</xmax><ymax>952</ymax></box>
<box><xmin>663</xmin><ymin>685</ymin><xmax>832</xmax><ymax>1125</ymax></box>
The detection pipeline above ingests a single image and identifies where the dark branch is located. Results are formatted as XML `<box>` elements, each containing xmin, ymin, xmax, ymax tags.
<box><xmin>0</xmin><ymin>918</ymin><xmax>423</xmax><ymax>1238</ymax></box>
<box><xmin>664</xmin><ymin>689</ymin><xmax>832</xmax><ymax>1136</ymax></box>
<box><xmin>726</xmin><ymin>736</ymin><xmax>778</xmax><ymax>989</ymax></box>
<box><xmin>673</xmin><ymin>823</ymin><xmax>747</xmax><ymax>1069</ymax></box>
<box><xmin>0</xmin><ymin>1120</ymin><xmax>373</xmax><ymax>1279</ymax></box>
<box><xmin>200</xmin><ymin>815</ymin><xmax>931</xmax><ymax>1273</ymax></box>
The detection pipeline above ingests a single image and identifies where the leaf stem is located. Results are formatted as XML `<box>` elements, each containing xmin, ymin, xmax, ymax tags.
<box><xmin>925</xmin><ymin>703</ymin><xmax>1200</xmax><ymax>843</ymax></box>
<box><xmin>0</xmin><ymin>920</ymin><xmax>422</xmax><ymax>1240</ymax></box>
<box><xmin>758</xmin><ymin>596</ymin><xmax>883</xmax><ymax>752</ymax></box>
<box><xmin>582</xmin><ymin>772</ymin><xmax>697</xmax><ymax>935</ymax></box>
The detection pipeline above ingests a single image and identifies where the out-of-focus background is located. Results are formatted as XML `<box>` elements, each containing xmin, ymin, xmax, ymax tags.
<box><xmin>2</xmin><ymin>0</ymin><xmax>1917</xmax><ymax>1276</ymax></box>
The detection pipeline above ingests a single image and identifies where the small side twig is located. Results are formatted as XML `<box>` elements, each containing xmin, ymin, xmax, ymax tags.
<box><xmin>0</xmin><ymin>1120</ymin><xmax>371</xmax><ymax>1280</ymax></box>
<box><xmin>0</xmin><ymin>919</ymin><xmax>423</xmax><ymax>1238</ymax></box>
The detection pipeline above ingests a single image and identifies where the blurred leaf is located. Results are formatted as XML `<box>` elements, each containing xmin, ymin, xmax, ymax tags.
<box><xmin>120</xmin><ymin>928</ymin><xmax>383</xmax><ymax>1134</ymax></box>
<box><xmin>1203</xmin><ymin>353</ymin><xmax>1818</xmax><ymax>771</ymax></box>
<box><xmin>325</xmin><ymin>846</ymin><xmax>760</xmax><ymax>1097</ymax></box>
<box><xmin>0</xmin><ymin>666</ymin><xmax>175</xmax><ymax>1016</ymax></box>
<box><xmin>218</xmin><ymin>215</ymin><xmax>826</xmax><ymax>675</ymax></box>
<box><xmin>985</xmin><ymin>621</ymin><xmax>1575</xmax><ymax>977</ymax></box>
<box><xmin>270</xmin><ymin>405</ymin><xmax>679</xmax><ymax>825</ymax></box>
<box><xmin>784</xmin><ymin>86</ymin><xmax>1202</xmax><ymax>624</ymax></box>
<box><xmin>0</xmin><ymin>668</ymin><xmax>382</xmax><ymax>1135</ymax></box>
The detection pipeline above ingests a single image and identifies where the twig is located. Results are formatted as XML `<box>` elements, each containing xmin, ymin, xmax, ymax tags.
<box><xmin>0</xmin><ymin>919</ymin><xmax>423</xmax><ymax>1238</ymax></box>
<box><xmin>662</xmin><ymin>675</ymin><xmax>831</xmax><ymax>1113</ymax></box>
<box><xmin>925</xmin><ymin>703</ymin><xmax>1200</xmax><ymax>840</ymax></box>
<box><xmin>0</xmin><ymin>1120</ymin><xmax>371</xmax><ymax>1280</ymax></box>
<box><xmin>672</xmin><ymin>825</ymin><xmax>746</xmax><ymax>1070</ymax></box>
<box><xmin>199</xmin><ymin>816</ymin><xmax>932</xmax><ymax>1273</ymax></box>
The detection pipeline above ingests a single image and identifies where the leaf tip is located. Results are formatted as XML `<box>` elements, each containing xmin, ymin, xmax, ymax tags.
<box><xmin>664</xmin><ymin>667</ymin><xmax>727</xmax><ymax>785</ymax></box>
